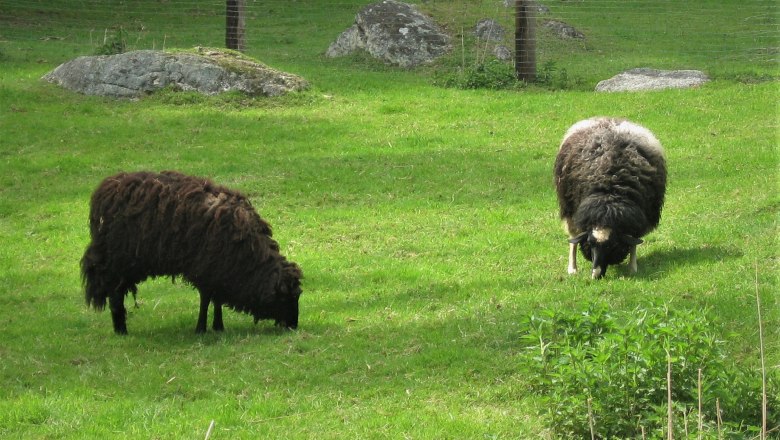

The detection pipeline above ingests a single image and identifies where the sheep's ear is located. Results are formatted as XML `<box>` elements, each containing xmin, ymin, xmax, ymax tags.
<box><xmin>568</xmin><ymin>232</ymin><xmax>588</xmax><ymax>244</ymax></box>
<box><xmin>283</xmin><ymin>261</ymin><xmax>303</xmax><ymax>280</ymax></box>
<box><xmin>622</xmin><ymin>235</ymin><xmax>643</xmax><ymax>246</ymax></box>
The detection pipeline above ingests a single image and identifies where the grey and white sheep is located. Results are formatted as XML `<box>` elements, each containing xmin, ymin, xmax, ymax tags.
<box><xmin>554</xmin><ymin>117</ymin><xmax>667</xmax><ymax>278</ymax></box>
<box><xmin>81</xmin><ymin>171</ymin><xmax>303</xmax><ymax>334</ymax></box>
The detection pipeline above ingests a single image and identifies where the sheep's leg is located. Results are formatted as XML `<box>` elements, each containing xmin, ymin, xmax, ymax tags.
<box><xmin>568</xmin><ymin>242</ymin><xmax>578</xmax><ymax>275</ymax></box>
<box><xmin>629</xmin><ymin>245</ymin><xmax>638</xmax><ymax>274</ymax></box>
<box><xmin>212</xmin><ymin>301</ymin><xmax>224</xmax><ymax>332</ymax></box>
<box><xmin>196</xmin><ymin>293</ymin><xmax>210</xmax><ymax>333</ymax></box>
<box><xmin>109</xmin><ymin>292</ymin><xmax>128</xmax><ymax>335</ymax></box>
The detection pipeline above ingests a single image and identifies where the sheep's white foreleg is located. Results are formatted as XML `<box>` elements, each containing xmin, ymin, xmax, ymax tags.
<box><xmin>568</xmin><ymin>242</ymin><xmax>578</xmax><ymax>275</ymax></box>
<box><xmin>629</xmin><ymin>245</ymin><xmax>638</xmax><ymax>274</ymax></box>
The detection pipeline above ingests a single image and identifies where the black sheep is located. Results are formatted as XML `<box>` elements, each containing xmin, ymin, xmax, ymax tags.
<box><xmin>554</xmin><ymin>117</ymin><xmax>667</xmax><ymax>278</ymax></box>
<box><xmin>81</xmin><ymin>171</ymin><xmax>303</xmax><ymax>334</ymax></box>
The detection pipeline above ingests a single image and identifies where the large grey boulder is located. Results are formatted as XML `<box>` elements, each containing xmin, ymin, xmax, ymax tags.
<box><xmin>42</xmin><ymin>48</ymin><xmax>308</xmax><ymax>98</ymax></box>
<box><xmin>326</xmin><ymin>0</ymin><xmax>451</xmax><ymax>68</ymax></box>
<box><xmin>596</xmin><ymin>68</ymin><xmax>710</xmax><ymax>92</ymax></box>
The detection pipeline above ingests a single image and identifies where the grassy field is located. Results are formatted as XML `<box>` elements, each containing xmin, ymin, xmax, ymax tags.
<box><xmin>1</xmin><ymin>1</ymin><xmax>778</xmax><ymax>438</ymax></box>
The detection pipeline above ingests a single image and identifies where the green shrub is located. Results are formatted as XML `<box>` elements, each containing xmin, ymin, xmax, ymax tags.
<box><xmin>146</xmin><ymin>86</ymin><xmax>207</xmax><ymax>105</ymax></box>
<box><xmin>438</xmin><ymin>59</ymin><xmax>585</xmax><ymax>91</ymax></box>
<box><xmin>518</xmin><ymin>303</ymin><xmax>777</xmax><ymax>439</ymax></box>
<box><xmin>440</xmin><ymin>59</ymin><xmax>522</xmax><ymax>90</ymax></box>
<box><xmin>536</xmin><ymin>61</ymin><xmax>584</xmax><ymax>91</ymax></box>
<box><xmin>94</xmin><ymin>27</ymin><xmax>127</xmax><ymax>55</ymax></box>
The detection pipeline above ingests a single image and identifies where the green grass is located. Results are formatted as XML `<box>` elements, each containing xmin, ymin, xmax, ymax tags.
<box><xmin>1</xmin><ymin>1</ymin><xmax>778</xmax><ymax>438</ymax></box>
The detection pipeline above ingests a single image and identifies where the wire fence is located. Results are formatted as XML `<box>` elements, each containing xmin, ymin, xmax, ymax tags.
<box><xmin>1</xmin><ymin>0</ymin><xmax>777</xmax><ymax>81</ymax></box>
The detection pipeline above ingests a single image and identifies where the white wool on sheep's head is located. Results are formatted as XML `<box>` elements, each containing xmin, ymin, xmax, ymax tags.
<box><xmin>560</xmin><ymin>117</ymin><xmax>665</xmax><ymax>159</ymax></box>
<box><xmin>613</xmin><ymin>120</ymin><xmax>665</xmax><ymax>157</ymax></box>
<box><xmin>591</xmin><ymin>227</ymin><xmax>612</xmax><ymax>243</ymax></box>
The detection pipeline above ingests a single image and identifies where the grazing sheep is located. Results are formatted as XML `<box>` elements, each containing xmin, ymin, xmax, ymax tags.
<box><xmin>554</xmin><ymin>117</ymin><xmax>666</xmax><ymax>278</ymax></box>
<box><xmin>81</xmin><ymin>171</ymin><xmax>303</xmax><ymax>334</ymax></box>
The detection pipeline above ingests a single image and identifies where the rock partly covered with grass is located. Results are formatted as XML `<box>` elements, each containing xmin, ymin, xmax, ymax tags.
<box><xmin>326</xmin><ymin>0</ymin><xmax>451</xmax><ymax>68</ymax></box>
<box><xmin>474</xmin><ymin>19</ymin><xmax>505</xmax><ymax>42</ymax></box>
<box><xmin>542</xmin><ymin>20</ymin><xmax>585</xmax><ymax>40</ymax></box>
<box><xmin>596</xmin><ymin>68</ymin><xmax>709</xmax><ymax>92</ymax></box>
<box><xmin>42</xmin><ymin>47</ymin><xmax>309</xmax><ymax>98</ymax></box>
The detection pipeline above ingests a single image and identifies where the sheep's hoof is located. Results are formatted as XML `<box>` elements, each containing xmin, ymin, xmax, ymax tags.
<box><xmin>113</xmin><ymin>326</ymin><xmax>128</xmax><ymax>335</ymax></box>
<box><xmin>567</xmin><ymin>267</ymin><xmax>577</xmax><ymax>275</ymax></box>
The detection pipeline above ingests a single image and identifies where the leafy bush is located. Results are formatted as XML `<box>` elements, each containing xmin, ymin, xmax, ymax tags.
<box><xmin>94</xmin><ymin>27</ymin><xmax>127</xmax><ymax>55</ymax></box>
<box><xmin>440</xmin><ymin>60</ymin><xmax>522</xmax><ymax>90</ymax></box>
<box><xmin>536</xmin><ymin>61</ymin><xmax>584</xmax><ymax>91</ymax></box>
<box><xmin>438</xmin><ymin>59</ymin><xmax>585</xmax><ymax>91</ymax></box>
<box><xmin>518</xmin><ymin>303</ymin><xmax>777</xmax><ymax>439</ymax></box>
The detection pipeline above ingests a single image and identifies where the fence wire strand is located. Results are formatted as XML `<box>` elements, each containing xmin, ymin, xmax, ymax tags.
<box><xmin>1</xmin><ymin>1</ymin><xmax>777</xmax><ymax>79</ymax></box>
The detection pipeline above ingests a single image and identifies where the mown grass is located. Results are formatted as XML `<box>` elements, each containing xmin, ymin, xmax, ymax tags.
<box><xmin>1</xmin><ymin>0</ymin><xmax>778</xmax><ymax>438</ymax></box>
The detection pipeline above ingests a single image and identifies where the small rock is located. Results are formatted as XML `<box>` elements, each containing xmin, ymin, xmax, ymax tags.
<box><xmin>494</xmin><ymin>45</ymin><xmax>513</xmax><ymax>61</ymax></box>
<box><xmin>543</xmin><ymin>20</ymin><xmax>585</xmax><ymax>39</ymax></box>
<box><xmin>595</xmin><ymin>68</ymin><xmax>710</xmax><ymax>92</ymax></box>
<box><xmin>474</xmin><ymin>19</ymin><xmax>505</xmax><ymax>42</ymax></box>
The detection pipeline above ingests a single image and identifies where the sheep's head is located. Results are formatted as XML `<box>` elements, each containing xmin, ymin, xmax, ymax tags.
<box><xmin>253</xmin><ymin>260</ymin><xmax>303</xmax><ymax>329</ymax></box>
<box><xmin>569</xmin><ymin>228</ymin><xmax>642</xmax><ymax>279</ymax></box>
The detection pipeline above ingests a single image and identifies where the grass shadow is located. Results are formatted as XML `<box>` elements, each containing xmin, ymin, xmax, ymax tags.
<box><xmin>635</xmin><ymin>245</ymin><xmax>743</xmax><ymax>279</ymax></box>
<box><xmin>119</xmin><ymin>319</ymin><xmax>332</xmax><ymax>348</ymax></box>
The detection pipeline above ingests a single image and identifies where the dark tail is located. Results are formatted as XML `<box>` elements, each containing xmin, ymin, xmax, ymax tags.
<box><xmin>81</xmin><ymin>243</ymin><xmax>107</xmax><ymax>310</ymax></box>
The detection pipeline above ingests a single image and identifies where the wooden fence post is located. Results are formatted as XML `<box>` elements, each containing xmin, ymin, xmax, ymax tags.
<box><xmin>226</xmin><ymin>0</ymin><xmax>246</xmax><ymax>51</ymax></box>
<box><xmin>515</xmin><ymin>0</ymin><xmax>536</xmax><ymax>81</ymax></box>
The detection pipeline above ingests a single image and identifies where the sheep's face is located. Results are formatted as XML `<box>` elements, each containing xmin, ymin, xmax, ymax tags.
<box><xmin>570</xmin><ymin>228</ymin><xmax>642</xmax><ymax>279</ymax></box>
<box><xmin>256</xmin><ymin>261</ymin><xmax>303</xmax><ymax>329</ymax></box>
<box><xmin>273</xmin><ymin>276</ymin><xmax>301</xmax><ymax>329</ymax></box>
